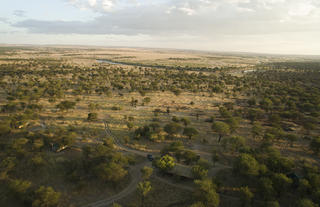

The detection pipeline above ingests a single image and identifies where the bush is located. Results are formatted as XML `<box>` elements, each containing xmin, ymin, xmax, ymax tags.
<box><xmin>87</xmin><ymin>113</ymin><xmax>98</xmax><ymax>121</ymax></box>
<box><xmin>233</xmin><ymin>153</ymin><xmax>260</xmax><ymax>177</ymax></box>
<box><xmin>192</xmin><ymin>165</ymin><xmax>208</xmax><ymax>179</ymax></box>
<box><xmin>111</xmin><ymin>106</ymin><xmax>122</xmax><ymax>110</ymax></box>
<box><xmin>164</xmin><ymin>122</ymin><xmax>183</xmax><ymax>136</ymax></box>
<box><xmin>56</xmin><ymin>100</ymin><xmax>76</xmax><ymax>111</ymax></box>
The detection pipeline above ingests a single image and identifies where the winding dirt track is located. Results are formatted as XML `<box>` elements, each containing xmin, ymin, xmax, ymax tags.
<box><xmin>82</xmin><ymin>120</ymin><xmax>233</xmax><ymax>207</ymax></box>
<box><xmin>83</xmin><ymin>162</ymin><xmax>151</xmax><ymax>207</ymax></box>
<box><xmin>82</xmin><ymin>121</ymin><xmax>151</xmax><ymax>207</ymax></box>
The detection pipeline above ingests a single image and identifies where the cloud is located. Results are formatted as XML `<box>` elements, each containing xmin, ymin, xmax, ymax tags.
<box><xmin>101</xmin><ymin>0</ymin><xmax>114</xmax><ymax>11</ymax></box>
<box><xmin>67</xmin><ymin>0</ymin><xmax>118</xmax><ymax>12</ymax></box>
<box><xmin>0</xmin><ymin>17</ymin><xmax>9</xmax><ymax>24</ymax></box>
<box><xmin>88</xmin><ymin>0</ymin><xmax>97</xmax><ymax>7</ymax></box>
<box><xmin>11</xmin><ymin>0</ymin><xmax>320</xmax><ymax>38</ymax></box>
<box><xmin>13</xmin><ymin>10</ymin><xmax>27</xmax><ymax>17</ymax></box>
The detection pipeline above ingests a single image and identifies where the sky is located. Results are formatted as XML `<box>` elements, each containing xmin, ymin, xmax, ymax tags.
<box><xmin>0</xmin><ymin>0</ymin><xmax>320</xmax><ymax>55</ymax></box>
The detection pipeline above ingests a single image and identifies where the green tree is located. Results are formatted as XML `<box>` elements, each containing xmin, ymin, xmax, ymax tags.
<box><xmin>143</xmin><ymin>97</ymin><xmax>151</xmax><ymax>104</ymax></box>
<box><xmin>258</xmin><ymin>177</ymin><xmax>275</xmax><ymax>200</ymax></box>
<box><xmin>0</xmin><ymin>120</ymin><xmax>11</xmax><ymax>136</ymax></box>
<box><xmin>212</xmin><ymin>121</ymin><xmax>230</xmax><ymax>142</ymax></box>
<box><xmin>239</xmin><ymin>186</ymin><xmax>253</xmax><ymax>207</ymax></box>
<box><xmin>87</xmin><ymin>112</ymin><xmax>98</xmax><ymax>121</ymax></box>
<box><xmin>141</xmin><ymin>166</ymin><xmax>153</xmax><ymax>180</ymax></box>
<box><xmin>56</xmin><ymin>100</ymin><xmax>76</xmax><ymax>112</ymax></box>
<box><xmin>192</xmin><ymin>165</ymin><xmax>208</xmax><ymax>179</ymax></box>
<box><xmin>194</xmin><ymin>179</ymin><xmax>220</xmax><ymax>207</ymax></box>
<box><xmin>197</xmin><ymin>158</ymin><xmax>211</xmax><ymax>170</ymax></box>
<box><xmin>225</xmin><ymin>136</ymin><xmax>245</xmax><ymax>152</ymax></box>
<box><xmin>0</xmin><ymin>157</ymin><xmax>15</xmax><ymax>180</ymax></box>
<box><xmin>211</xmin><ymin>150</ymin><xmax>219</xmax><ymax>167</ymax></box>
<box><xmin>154</xmin><ymin>155</ymin><xmax>176</xmax><ymax>172</ymax></box>
<box><xmin>247</xmin><ymin>109</ymin><xmax>264</xmax><ymax>124</ymax></box>
<box><xmin>251</xmin><ymin>123</ymin><xmax>263</xmax><ymax>139</ymax></box>
<box><xmin>164</xmin><ymin>122</ymin><xmax>183</xmax><ymax>136</ymax></box>
<box><xmin>183</xmin><ymin>127</ymin><xmax>199</xmax><ymax>139</ymax></box>
<box><xmin>233</xmin><ymin>153</ymin><xmax>260</xmax><ymax>177</ymax></box>
<box><xmin>181</xmin><ymin>117</ymin><xmax>191</xmax><ymax>126</ymax></box>
<box><xmin>310</xmin><ymin>137</ymin><xmax>320</xmax><ymax>154</ymax></box>
<box><xmin>296</xmin><ymin>198</ymin><xmax>318</xmax><ymax>207</ymax></box>
<box><xmin>94</xmin><ymin>162</ymin><xmax>127</xmax><ymax>183</ymax></box>
<box><xmin>248</xmin><ymin>98</ymin><xmax>256</xmax><ymax>106</ymax></box>
<box><xmin>88</xmin><ymin>102</ymin><xmax>100</xmax><ymax>111</ymax></box>
<box><xmin>260</xmin><ymin>98</ymin><xmax>273</xmax><ymax>112</ymax></box>
<box><xmin>9</xmin><ymin>179</ymin><xmax>31</xmax><ymax>200</ymax></box>
<box><xmin>172</xmin><ymin>116</ymin><xmax>180</xmax><ymax>122</ymax></box>
<box><xmin>172</xmin><ymin>88</ymin><xmax>182</xmax><ymax>96</ymax></box>
<box><xmin>139</xmin><ymin>90</ymin><xmax>146</xmax><ymax>97</ymax></box>
<box><xmin>190</xmin><ymin>202</ymin><xmax>206</xmax><ymax>207</ymax></box>
<box><xmin>285</xmin><ymin>133</ymin><xmax>298</xmax><ymax>147</ymax></box>
<box><xmin>57</xmin><ymin>131</ymin><xmax>76</xmax><ymax>148</ymax></box>
<box><xmin>12</xmin><ymin>138</ymin><xmax>29</xmax><ymax>155</ymax></box>
<box><xmin>126</xmin><ymin>122</ymin><xmax>134</xmax><ymax>130</ymax></box>
<box><xmin>226</xmin><ymin>117</ymin><xmax>240</xmax><ymax>133</ymax></box>
<box><xmin>183</xmin><ymin>150</ymin><xmax>199</xmax><ymax>165</ymax></box>
<box><xmin>264</xmin><ymin>201</ymin><xmax>280</xmax><ymax>207</ymax></box>
<box><xmin>298</xmin><ymin>179</ymin><xmax>311</xmax><ymax>195</ymax></box>
<box><xmin>137</xmin><ymin>181</ymin><xmax>152</xmax><ymax>207</ymax></box>
<box><xmin>219</xmin><ymin>107</ymin><xmax>232</xmax><ymax>118</ymax></box>
<box><xmin>32</xmin><ymin>186</ymin><xmax>61</xmax><ymax>207</ymax></box>
<box><xmin>272</xmin><ymin>173</ymin><xmax>292</xmax><ymax>196</ymax></box>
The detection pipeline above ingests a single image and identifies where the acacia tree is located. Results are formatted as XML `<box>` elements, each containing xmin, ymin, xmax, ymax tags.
<box><xmin>260</xmin><ymin>98</ymin><xmax>273</xmax><ymax>112</ymax></box>
<box><xmin>272</xmin><ymin>173</ymin><xmax>292</xmax><ymax>196</ymax></box>
<box><xmin>190</xmin><ymin>202</ymin><xmax>206</xmax><ymax>207</ymax></box>
<box><xmin>154</xmin><ymin>154</ymin><xmax>176</xmax><ymax>172</ymax></box>
<box><xmin>225</xmin><ymin>136</ymin><xmax>245</xmax><ymax>152</ymax></box>
<box><xmin>181</xmin><ymin>117</ymin><xmax>191</xmax><ymax>126</ymax></box>
<box><xmin>296</xmin><ymin>198</ymin><xmax>318</xmax><ymax>207</ymax></box>
<box><xmin>126</xmin><ymin>122</ymin><xmax>134</xmax><ymax>130</ymax></box>
<box><xmin>226</xmin><ymin>117</ymin><xmax>240</xmax><ymax>133</ymax></box>
<box><xmin>32</xmin><ymin>186</ymin><xmax>61</xmax><ymax>207</ymax></box>
<box><xmin>8</xmin><ymin>179</ymin><xmax>31</xmax><ymax>202</ymax></box>
<box><xmin>212</xmin><ymin>121</ymin><xmax>230</xmax><ymax>142</ymax></box>
<box><xmin>233</xmin><ymin>153</ymin><xmax>260</xmax><ymax>177</ymax></box>
<box><xmin>56</xmin><ymin>100</ymin><xmax>76</xmax><ymax>112</ymax></box>
<box><xmin>87</xmin><ymin>112</ymin><xmax>98</xmax><ymax>121</ymax></box>
<box><xmin>137</xmin><ymin>181</ymin><xmax>152</xmax><ymax>207</ymax></box>
<box><xmin>192</xmin><ymin>165</ymin><xmax>208</xmax><ymax>179</ymax></box>
<box><xmin>183</xmin><ymin>127</ymin><xmax>199</xmax><ymax>139</ymax></box>
<box><xmin>193</xmin><ymin>179</ymin><xmax>220</xmax><ymax>207</ymax></box>
<box><xmin>141</xmin><ymin>166</ymin><xmax>153</xmax><ymax>180</ymax></box>
<box><xmin>310</xmin><ymin>137</ymin><xmax>320</xmax><ymax>154</ymax></box>
<box><xmin>164</xmin><ymin>122</ymin><xmax>182</xmax><ymax>137</ymax></box>
<box><xmin>251</xmin><ymin>123</ymin><xmax>263</xmax><ymax>139</ymax></box>
<box><xmin>94</xmin><ymin>162</ymin><xmax>127</xmax><ymax>183</ymax></box>
<box><xmin>239</xmin><ymin>186</ymin><xmax>254</xmax><ymax>207</ymax></box>
<box><xmin>143</xmin><ymin>97</ymin><xmax>151</xmax><ymax>104</ymax></box>
<box><xmin>285</xmin><ymin>133</ymin><xmax>298</xmax><ymax>147</ymax></box>
<box><xmin>211</xmin><ymin>150</ymin><xmax>219</xmax><ymax>167</ymax></box>
<box><xmin>258</xmin><ymin>177</ymin><xmax>275</xmax><ymax>200</ymax></box>
<box><xmin>0</xmin><ymin>120</ymin><xmax>11</xmax><ymax>136</ymax></box>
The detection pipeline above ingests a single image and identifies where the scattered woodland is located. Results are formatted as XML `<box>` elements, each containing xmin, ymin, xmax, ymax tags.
<box><xmin>0</xmin><ymin>46</ymin><xmax>320</xmax><ymax>207</ymax></box>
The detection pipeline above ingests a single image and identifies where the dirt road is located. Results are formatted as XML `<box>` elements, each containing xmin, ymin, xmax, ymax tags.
<box><xmin>82</xmin><ymin>120</ymin><xmax>232</xmax><ymax>207</ymax></box>
<box><xmin>83</xmin><ymin>162</ymin><xmax>151</xmax><ymax>207</ymax></box>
